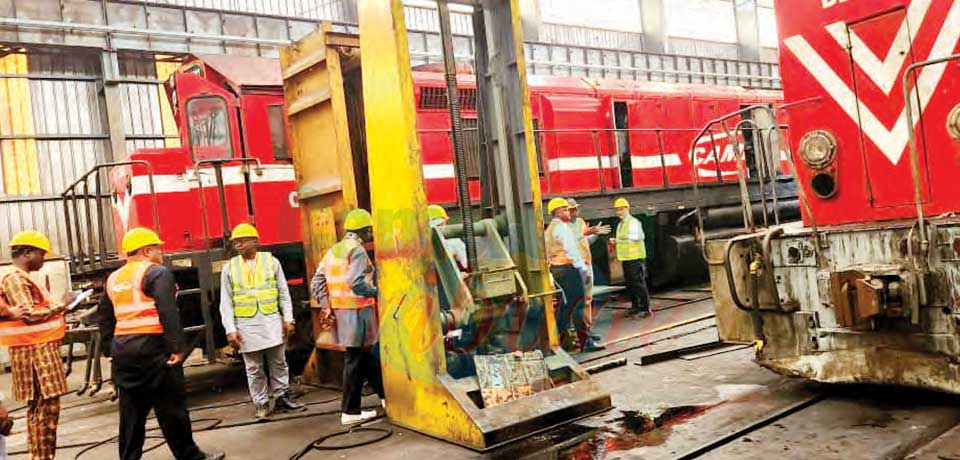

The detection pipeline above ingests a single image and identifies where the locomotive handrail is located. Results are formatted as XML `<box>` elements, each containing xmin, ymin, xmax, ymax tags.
<box><xmin>418</xmin><ymin>125</ymin><xmax>794</xmax><ymax>200</ymax></box>
<box><xmin>732</xmin><ymin>118</ymin><xmax>782</xmax><ymax>230</ymax></box>
<box><xmin>720</xmin><ymin>226</ymin><xmax>785</xmax><ymax>314</ymax></box>
<box><xmin>688</xmin><ymin>106</ymin><xmax>773</xmax><ymax>239</ymax></box>
<box><xmin>60</xmin><ymin>160</ymin><xmax>159</xmax><ymax>270</ymax></box>
<box><xmin>902</xmin><ymin>53</ymin><xmax>960</xmax><ymax>307</ymax></box>
<box><xmin>193</xmin><ymin>158</ymin><xmax>263</xmax><ymax>250</ymax></box>
<box><xmin>720</xmin><ymin>119</ymin><xmax>755</xmax><ymax>232</ymax></box>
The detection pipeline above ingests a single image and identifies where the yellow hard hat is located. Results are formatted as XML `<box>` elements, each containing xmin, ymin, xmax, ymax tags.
<box><xmin>427</xmin><ymin>204</ymin><xmax>448</xmax><ymax>220</ymax></box>
<box><xmin>344</xmin><ymin>209</ymin><xmax>373</xmax><ymax>231</ymax></box>
<box><xmin>613</xmin><ymin>198</ymin><xmax>630</xmax><ymax>209</ymax></box>
<box><xmin>230</xmin><ymin>223</ymin><xmax>260</xmax><ymax>240</ymax></box>
<box><xmin>547</xmin><ymin>197</ymin><xmax>570</xmax><ymax>214</ymax></box>
<box><xmin>121</xmin><ymin>227</ymin><xmax>164</xmax><ymax>254</ymax></box>
<box><xmin>9</xmin><ymin>230</ymin><xmax>52</xmax><ymax>254</ymax></box>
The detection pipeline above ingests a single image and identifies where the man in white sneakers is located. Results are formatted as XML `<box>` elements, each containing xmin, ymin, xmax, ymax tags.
<box><xmin>310</xmin><ymin>210</ymin><xmax>385</xmax><ymax>424</ymax></box>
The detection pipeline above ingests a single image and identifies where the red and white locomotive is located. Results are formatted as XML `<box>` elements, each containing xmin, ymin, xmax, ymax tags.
<box><xmin>708</xmin><ymin>0</ymin><xmax>960</xmax><ymax>392</ymax></box>
<box><xmin>103</xmin><ymin>54</ymin><xmax>786</xmax><ymax>293</ymax></box>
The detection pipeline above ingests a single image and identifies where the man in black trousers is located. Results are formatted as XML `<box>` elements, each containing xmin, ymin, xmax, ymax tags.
<box><xmin>98</xmin><ymin>227</ymin><xmax>225</xmax><ymax>460</ymax></box>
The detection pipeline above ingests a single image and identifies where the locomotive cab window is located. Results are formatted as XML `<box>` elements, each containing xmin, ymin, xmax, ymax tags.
<box><xmin>267</xmin><ymin>104</ymin><xmax>290</xmax><ymax>160</ymax></box>
<box><xmin>187</xmin><ymin>96</ymin><xmax>233</xmax><ymax>161</ymax></box>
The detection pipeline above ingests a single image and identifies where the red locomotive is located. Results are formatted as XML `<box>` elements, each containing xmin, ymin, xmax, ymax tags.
<box><xmin>61</xmin><ymin>50</ymin><xmax>791</xmax><ymax>365</ymax></box>
<box><xmin>104</xmin><ymin>55</ymin><xmax>786</xmax><ymax>281</ymax></box>
<box><xmin>708</xmin><ymin>0</ymin><xmax>960</xmax><ymax>393</ymax></box>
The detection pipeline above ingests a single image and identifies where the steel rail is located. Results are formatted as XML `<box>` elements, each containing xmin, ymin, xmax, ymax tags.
<box><xmin>669</xmin><ymin>394</ymin><xmax>826</xmax><ymax>460</ymax></box>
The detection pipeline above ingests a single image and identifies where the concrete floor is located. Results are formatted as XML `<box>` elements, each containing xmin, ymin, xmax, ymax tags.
<box><xmin>6</xmin><ymin>291</ymin><xmax>960</xmax><ymax>459</ymax></box>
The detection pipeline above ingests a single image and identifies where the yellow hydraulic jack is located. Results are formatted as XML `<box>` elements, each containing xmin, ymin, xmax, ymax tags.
<box><xmin>281</xmin><ymin>1</ymin><xmax>611</xmax><ymax>450</ymax></box>
<box><xmin>358</xmin><ymin>0</ymin><xmax>611</xmax><ymax>450</ymax></box>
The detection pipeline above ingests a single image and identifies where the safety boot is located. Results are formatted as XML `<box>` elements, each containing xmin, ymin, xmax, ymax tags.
<box><xmin>254</xmin><ymin>400</ymin><xmax>273</xmax><ymax>420</ymax></box>
<box><xmin>581</xmin><ymin>338</ymin><xmax>606</xmax><ymax>352</ymax></box>
<box><xmin>275</xmin><ymin>393</ymin><xmax>306</xmax><ymax>412</ymax></box>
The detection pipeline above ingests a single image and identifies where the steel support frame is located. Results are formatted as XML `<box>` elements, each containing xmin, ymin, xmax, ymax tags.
<box><xmin>0</xmin><ymin>0</ymin><xmax>781</xmax><ymax>88</ymax></box>
<box><xmin>99</xmin><ymin>50</ymin><xmax>126</xmax><ymax>161</ymax></box>
<box><xmin>360</xmin><ymin>0</ymin><xmax>610</xmax><ymax>450</ymax></box>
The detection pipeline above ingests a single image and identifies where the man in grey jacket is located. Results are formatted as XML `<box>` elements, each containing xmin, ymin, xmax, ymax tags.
<box><xmin>219</xmin><ymin>224</ymin><xmax>304</xmax><ymax>420</ymax></box>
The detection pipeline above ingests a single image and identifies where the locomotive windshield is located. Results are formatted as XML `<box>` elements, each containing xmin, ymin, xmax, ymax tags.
<box><xmin>187</xmin><ymin>96</ymin><xmax>233</xmax><ymax>161</ymax></box>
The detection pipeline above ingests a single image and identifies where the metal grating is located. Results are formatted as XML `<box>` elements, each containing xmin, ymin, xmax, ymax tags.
<box><xmin>417</xmin><ymin>87</ymin><xmax>478</xmax><ymax>111</ymax></box>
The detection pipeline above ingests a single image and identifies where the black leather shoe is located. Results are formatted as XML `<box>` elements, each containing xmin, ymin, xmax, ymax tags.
<box><xmin>275</xmin><ymin>394</ymin><xmax>306</xmax><ymax>412</ymax></box>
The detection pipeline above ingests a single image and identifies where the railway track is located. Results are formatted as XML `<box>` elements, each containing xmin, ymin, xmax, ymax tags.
<box><xmin>543</xmin><ymin>286</ymin><xmax>960</xmax><ymax>460</ymax></box>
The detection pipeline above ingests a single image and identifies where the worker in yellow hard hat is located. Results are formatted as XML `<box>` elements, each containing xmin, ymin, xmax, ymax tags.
<box><xmin>220</xmin><ymin>223</ymin><xmax>303</xmax><ymax>420</ymax></box>
<box><xmin>565</xmin><ymin>198</ymin><xmax>610</xmax><ymax>343</ymax></box>
<box><xmin>428</xmin><ymin>204</ymin><xmax>468</xmax><ymax>271</ymax></box>
<box><xmin>544</xmin><ymin>198</ymin><xmax>604</xmax><ymax>352</ymax></box>
<box><xmin>310</xmin><ymin>209</ymin><xmax>385</xmax><ymax>424</ymax></box>
<box><xmin>0</xmin><ymin>230</ymin><xmax>73</xmax><ymax>460</ymax></box>
<box><xmin>610</xmin><ymin>198</ymin><xmax>650</xmax><ymax>317</ymax></box>
<box><xmin>99</xmin><ymin>228</ymin><xmax>225</xmax><ymax>460</ymax></box>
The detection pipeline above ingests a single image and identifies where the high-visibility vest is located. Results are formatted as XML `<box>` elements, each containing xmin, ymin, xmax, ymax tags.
<box><xmin>320</xmin><ymin>238</ymin><xmax>376</xmax><ymax>310</ymax></box>
<box><xmin>0</xmin><ymin>266</ymin><xmax>66</xmax><ymax>347</ymax></box>
<box><xmin>228</xmin><ymin>252</ymin><xmax>279</xmax><ymax>318</ymax></box>
<box><xmin>107</xmin><ymin>261</ymin><xmax>164</xmax><ymax>336</ymax></box>
<box><xmin>573</xmin><ymin>217</ymin><xmax>592</xmax><ymax>265</ymax></box>
<box><xmin>616</xmin><ymin>214</ymin><xmax>646</xmax><ymax>261</ymax></box>
<box><xmin>545</xmin><ymin>219</ymin><xmax>574</xmax><ymax>266</ymax></box>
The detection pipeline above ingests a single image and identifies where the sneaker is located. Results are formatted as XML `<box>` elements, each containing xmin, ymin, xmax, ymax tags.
<box><xmin>203</xmin><ymin>450</ymin><xmax>226</xmax><ymax>460</ymax></box>
<box><xmin>341</xmin><ymin>410</ymin><xmax>378</xmax><ymax>425</ymax></box>
<box><xmin>275</xmin><ymin>394</ymin><xmax>306</xmax><ymax>412</ymax></box>
<box><xmin>589</xmin><ymin>334</ymin><xmax>603</xmax><ymax>342</ymax></box>
<box><xmin>381</xmin><ymin>399</ymin><xmax>386</xmax><ymax>410</ymax></box>
<box><xmin>581</xmin><ymin>338</ymin><xmax>606</xmax><ymax>353</ymax></box>
<box><xmin>254</xmin><ymin>403</ymin><xmax>272</xmax><ymax>420</ymax></box>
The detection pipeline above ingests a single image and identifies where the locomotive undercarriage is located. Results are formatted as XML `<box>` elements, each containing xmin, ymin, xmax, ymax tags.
<box><xmin>708</xmin><ymin>217</ymin><xmax>960</xmax><ymax>393</ymax></box>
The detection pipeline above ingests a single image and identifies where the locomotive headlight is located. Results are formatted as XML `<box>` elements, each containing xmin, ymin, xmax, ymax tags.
<box><xmin>798</xmin><ymin>130</ymin><xmax>837</xmax><ymax>169</ymax></box>
<box><xmin>948</xmin><ymin>104</ymin><xmax>960</xmax><ymax>141</ymax></box>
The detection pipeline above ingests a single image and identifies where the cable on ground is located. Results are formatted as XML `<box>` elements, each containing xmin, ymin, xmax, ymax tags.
<box><xmin>287</xmin><ymin>425</ymin><xmax>393</xmax><ymax>460</ymax></box>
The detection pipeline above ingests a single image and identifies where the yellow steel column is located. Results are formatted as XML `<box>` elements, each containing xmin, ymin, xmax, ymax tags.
<box><xmin>0</xmin><ymin>53</ymin><xmax>40</xmax><ymax>195</ymax></box>
<box><xmin>358</xmin><ymin>0</ymin><xmax>484</xmax><ymax>447</ymax></box>
<box><xmin>154</xmin><ymin>56</ymin><xmax>181</xmax><ymax>148</ymax></box>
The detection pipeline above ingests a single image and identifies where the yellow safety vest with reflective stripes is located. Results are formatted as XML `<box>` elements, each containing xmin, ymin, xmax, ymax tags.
<box><xmin>616</xmin><ymin>214</ymin><xmax>646</xmax><ymax>261</ymax></box>
<box><xmin>228</xmin><ymin>252</ymin><xmax>279</xmax><ymax>318</ymax></box>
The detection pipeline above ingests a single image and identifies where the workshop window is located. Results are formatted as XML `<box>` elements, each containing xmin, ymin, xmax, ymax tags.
<box><xmin>267</xmin><ymin>104</ymin><xmax>290</xmax><ymax>160</ymax></box>
<box><xmin>187</xmin><ymin>96</ymin><xmax>232</xmax><ymax>161</ymax></box>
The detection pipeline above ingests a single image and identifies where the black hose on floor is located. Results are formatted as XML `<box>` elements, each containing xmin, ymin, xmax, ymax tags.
<box><xmin>287</xmin><ymin>426</ymin><xmax>393</xmax><ymax>460</ymax></box>
<box><xmin>6</xmin><ymin>392</ymin><xmax>348</xmax><ymax>458</ymax></box>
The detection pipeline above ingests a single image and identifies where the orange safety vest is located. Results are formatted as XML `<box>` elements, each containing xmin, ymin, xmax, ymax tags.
<box><xmin>106</xmin><ymin>261</ymin><xmax>164</xmax><ymax>336</ymax></box>
<box><xmin>320</xmin><ymin>237</ymin><xmax>376</xmax><ymax>310</ymax></box>
<box><xmin>545</xmin><ymin>219</ymin><xmax>574</xmax><ymax>266</ymax></box>
<box><xmin>574</xmin><ymin>217</ymin><xmax>592</xmax><ymax>265</ymax></box>
<box><xmin>0</xmin><ymin>266</ymin><xmax>66</xmax><ymax>347</ymax></box>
